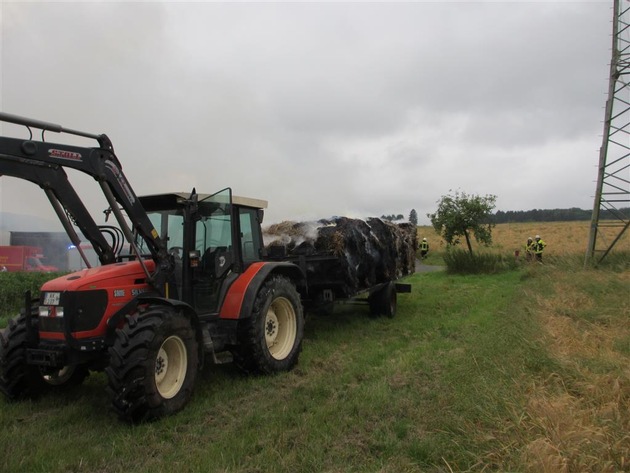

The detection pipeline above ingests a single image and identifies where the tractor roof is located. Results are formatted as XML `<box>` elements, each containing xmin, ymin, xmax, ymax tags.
<box><xmin>138</xmin><ymin>192</ymin><xmax>268</xmax><ymax>211</ymax></box>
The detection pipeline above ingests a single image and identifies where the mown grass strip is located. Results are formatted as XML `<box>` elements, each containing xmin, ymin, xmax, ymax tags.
<box><xmin>1</xmin><ymin>268</ymin><xmax>555</xmax><ymax>472</ymax></box>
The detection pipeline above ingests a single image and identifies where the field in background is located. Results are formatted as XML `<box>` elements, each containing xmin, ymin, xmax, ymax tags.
<box><xmin>417</xmin><ymin>220</ymin><xmax>630</xmax><ymax>257</ymax></box>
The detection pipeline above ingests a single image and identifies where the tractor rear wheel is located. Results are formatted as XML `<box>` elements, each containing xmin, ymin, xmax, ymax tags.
<box><xmin>235</xmin><ymin>275</ymin><xmax>304</xmax><ymax>374</ymax></box>
<box><xmin>106</xmin><ymin>307</ymin><xmax>199</xmax><ymax>423</ymax></box>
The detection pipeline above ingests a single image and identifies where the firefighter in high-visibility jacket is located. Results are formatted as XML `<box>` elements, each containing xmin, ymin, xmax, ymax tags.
<box><xmin>525</xmin><ymin>237</ymin><xmax>535</xmax><ymax>261</ymax></box>
<box><xmin>420</xmin><ymin>238</ymin><xmax>429</xmax><ymax>259</ymax></box>
<box><xmin>534</xmin><ymin>235</ymin><xmax>546</xmax><ymax>262</ymax></box>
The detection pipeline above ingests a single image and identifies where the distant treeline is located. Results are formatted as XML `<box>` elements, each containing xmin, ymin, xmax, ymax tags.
<box><xmin>490</xmin><ymin>207</ymin><xmax>630</xmax><ymax>224</ymax></box>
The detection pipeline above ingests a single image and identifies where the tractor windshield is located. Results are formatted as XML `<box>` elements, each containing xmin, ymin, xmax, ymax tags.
<box><xmin>194</xmin><ymin>188</ymin><xmax>233</xmax><ymax>312</ymax></box>
<box><xmin>196</xmin><ymin>188</ymin><xmax>232</xmax><ymax>256</ymax></box>
<box><xmin>137</xmin><ymin>210</ymin><xmax>185</xmax><ymax>256</ymax></box>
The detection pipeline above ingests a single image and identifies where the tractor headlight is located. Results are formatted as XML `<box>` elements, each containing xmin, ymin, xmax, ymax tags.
<box><xmin>39</xmin><ymin>306</ymin><xmax>64</xmax><ymax>318</ymax></box>
<box><xmin>40</xmin><ymin>292</ymin><xmax>63</xmax><ymax>318</ymax></box>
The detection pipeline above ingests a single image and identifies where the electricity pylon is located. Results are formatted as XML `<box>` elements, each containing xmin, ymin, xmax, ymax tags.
<box><xmin>585</xmin><ymin>0</ymin><xmax>630</xmax><ymax>266</ymax></box>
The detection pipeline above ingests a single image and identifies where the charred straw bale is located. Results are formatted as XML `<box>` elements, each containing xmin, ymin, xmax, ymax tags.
<box><xmin>263</xmin><ymin>221</ymin><xmax>318</xmax><ymax>253</ymax></box>
<box><xmin>263</xmin><ymin>217</ymin><xmax>417</xmax><ymax>294</ymax></box>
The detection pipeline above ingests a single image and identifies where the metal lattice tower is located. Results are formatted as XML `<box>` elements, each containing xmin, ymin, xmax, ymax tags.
<box><xmin>586</xmin><ymin>0</ymin><xmax>630</xmax><ymax>266</ymax></box>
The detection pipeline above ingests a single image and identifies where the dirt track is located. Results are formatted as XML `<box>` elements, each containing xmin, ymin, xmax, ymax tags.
<box><xmin>415</xmin><ymin>259</ymin><xmax>445</xmax><ymax>273</ymax></box>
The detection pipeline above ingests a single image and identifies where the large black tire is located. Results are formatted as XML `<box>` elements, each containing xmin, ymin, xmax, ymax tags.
<box><xmin>106</xmin><ymin>307</ymin><xmax>199</xmax><ymax>423</ymax></box>
<box><xmin>0</xmin><ymin>314</ymin><xmax>89</xmax><ymax>400</ymax></box>
<box><xmin>0</xmin><ymin>313</ymin><xmax>87</xmax><ymax>400</ymax></box>
<box><xmin>368</xmin><ymin>282</ymin><xmax>397</xmax><ymax>318</ymax></box>
<box><xmin>235</xmin><ymin>275</ymin><xmax>304</xmax><ymax>374</ymax></box>
<box><xmin>0</xmin><ymin>313</ymin><xmax>46</xmax><ymax>399</ymax></box>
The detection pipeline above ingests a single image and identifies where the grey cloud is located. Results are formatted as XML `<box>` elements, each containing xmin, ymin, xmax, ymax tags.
<box><xmin>0</xmin><ymin>1</ymin><xmax>613</xmax><ymax>228</ymax></box>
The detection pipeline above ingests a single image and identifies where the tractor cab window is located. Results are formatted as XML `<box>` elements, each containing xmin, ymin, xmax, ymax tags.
<box><xmin>196</xmin><ymin>189</ymin><xmax>233</xmax><ymax>269</ymax></box>
<box><xmin>239</xmin><ymin>207</ymin><xmax>263</xmax><ymax>263</ymax></box>
<box><xmin>194</xmin><ymin>188</ymin><xmax>233</xmax><ymax>313</ymax></box>
<box><xmin>153</xmin><ymin>212</ymin><xmax>184</xmax><ymax>250</ymax></box>
<box><xmin>137</xmin><ymin>211</ymin><xmax>185</xmax><ymax>255</ymax></box>
<box><xmin>137</xmin><ymin>210</ymin><xmax>185</xmax><ymax>299</ymax></box>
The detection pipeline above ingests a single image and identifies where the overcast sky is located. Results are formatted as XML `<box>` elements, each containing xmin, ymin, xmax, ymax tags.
<box><xmin>0</xmin><ymin>1</ymin><xmax>615</xmax><ymax>229</ymax></box>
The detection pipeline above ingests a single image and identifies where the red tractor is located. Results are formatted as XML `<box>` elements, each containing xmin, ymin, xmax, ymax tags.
<box><xmin>0</xmin><ymin>113</ymin><xmax>305</xmax><ymax>422</ymax></box>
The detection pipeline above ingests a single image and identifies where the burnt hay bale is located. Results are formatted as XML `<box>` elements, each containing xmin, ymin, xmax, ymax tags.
<box><xmin>263</xmin><ymin>217</ymin><xmax>417</xmax><ymax>294</ymax></box>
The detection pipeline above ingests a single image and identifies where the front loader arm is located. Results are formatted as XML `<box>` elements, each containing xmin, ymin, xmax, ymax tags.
<box><xmin>0</xmin><ymin>112</ymin><xmax>172</xmax><ymax>293</ymax></box>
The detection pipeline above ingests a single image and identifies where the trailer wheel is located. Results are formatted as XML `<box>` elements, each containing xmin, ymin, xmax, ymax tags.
<box><xmin>106</xmin><ymin>307</ymin><xmax>199</xmax><ymax>423</ymax></box>
<box><xmin>236</xmin><ymin>275</ymin><xmax>304</xmax><ymax>374</ymax></box>
<box><xmin>369</xmin><ymin>282</ymin><xmax>397</xmax><ymax>318</ymax></box>
<box><xmin>0</xmin><ymin>313</ymin><xmax>46</xmax><ymax>399</ymax></box>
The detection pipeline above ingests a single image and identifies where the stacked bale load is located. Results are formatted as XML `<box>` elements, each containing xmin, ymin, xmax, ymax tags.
<box><xmin>263</xmin><ymin>217</ymin><xmax>417</xmax><ymax>296</ymax></box>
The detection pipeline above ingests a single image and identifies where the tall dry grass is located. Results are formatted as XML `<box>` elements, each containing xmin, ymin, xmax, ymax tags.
<box><xmin>505</xmin><ymin>266</ymin><xmax>630</xmax><ymax>472</ymax></box>
<box><xmin>417</xmin><ymin>220</ymin><xmax>630</xmax><ymax>257</ymax></box>
<box><xmin>417</xmin><ymin>222</ymin><xmax>630</xmax><ymax>470</ymax></box>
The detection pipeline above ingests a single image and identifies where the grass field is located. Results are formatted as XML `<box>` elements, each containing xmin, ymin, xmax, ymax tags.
<box><xmin>0</xmin><ymin>222</ymin><xmax>629</xmax><ymax>472</ymax></box>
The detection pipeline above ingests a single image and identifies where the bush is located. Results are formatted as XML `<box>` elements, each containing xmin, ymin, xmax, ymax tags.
<box><xmin>0</xmin><ymin>272</ymin><xmax>62</xmax><ymax>322</ymax></box>
<box><xmin>443</xmin><ymin>249</ymin><xmax>518</xmax><ymax>274</ymax></box>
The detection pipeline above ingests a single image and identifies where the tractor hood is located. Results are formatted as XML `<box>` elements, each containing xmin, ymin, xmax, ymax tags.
<box><xmin>41</xmin><ymin>260</ymin><xmax>156</xmax><ymax>292</ymax></box>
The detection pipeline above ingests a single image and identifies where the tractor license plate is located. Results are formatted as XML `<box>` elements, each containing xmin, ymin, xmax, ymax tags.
<box><xmin>43</xmin><ymin>292</ymin><xmax>61</xmax><ymax>306</ymax></box>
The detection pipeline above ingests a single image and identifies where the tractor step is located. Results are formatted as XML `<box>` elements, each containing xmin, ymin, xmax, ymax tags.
<box><xmin>212</xmin><ymin>351</ymin><xmax>233</xmax><ymax>365</ymax></box>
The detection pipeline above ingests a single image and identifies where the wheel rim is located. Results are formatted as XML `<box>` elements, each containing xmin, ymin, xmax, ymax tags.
<box><xmin>155</xmin><ymin>335</ymin><xmax>188</xmax><ymax>399</ymax></box>
<box><xmin>265</xmin><ymin>297</ymin><xmax>297</xmax><ymax>360</ymax></box>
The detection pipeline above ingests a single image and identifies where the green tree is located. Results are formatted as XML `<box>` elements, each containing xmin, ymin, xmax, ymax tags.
<box><xmin>428</xmin><ymin>191</ymin><xmax>497</xmax><ymax>255</ymax></box>
<box><xmin>409</xmin><ymin>209</ymin><xmax>418</xmax><ymax>226</ymax></box>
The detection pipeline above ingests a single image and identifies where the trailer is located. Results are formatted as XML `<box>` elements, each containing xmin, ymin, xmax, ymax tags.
<box><xmin>264</xmin><ymin>217</ymin><xmax>416</xmax><ymax>317</ymax></box>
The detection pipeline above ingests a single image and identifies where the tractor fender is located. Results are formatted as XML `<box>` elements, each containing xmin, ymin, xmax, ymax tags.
<box><xmin>219</xmin><ymin>261</ymin><xmax>305</xmax><ymax>320</ymax></box>
<box><xmin>105</xmin><ymin>293</ymin><xmax>201</xmax><ymax>350</ymax></box>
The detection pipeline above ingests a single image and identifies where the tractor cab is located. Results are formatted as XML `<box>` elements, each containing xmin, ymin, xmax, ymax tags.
<box><xmin>136</xmin><ymin>188</ymin><xmax>267</xmax><ymax>317</ymax></box>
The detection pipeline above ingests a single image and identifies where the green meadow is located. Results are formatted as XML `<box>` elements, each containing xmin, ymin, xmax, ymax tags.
<box><xmin>1</xmin><ymin>226</ymin><xmax>629</xmax><ymax>471</ymax></box>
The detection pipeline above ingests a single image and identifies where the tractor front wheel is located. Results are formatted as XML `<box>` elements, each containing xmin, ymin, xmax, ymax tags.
<box><xmin>1</xmin><ymin>313</ymin><xmax>90</xmax><ymax>400</ymax></box>
<box><xmin>0</xmin><ymin>313</ymin><xmax>46</xmax><ymax>399</ymax></box>
<box><xmin>106</xmin><ymin>307</ymin><xmax>199</xmax><ymax>423</ymax></box>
